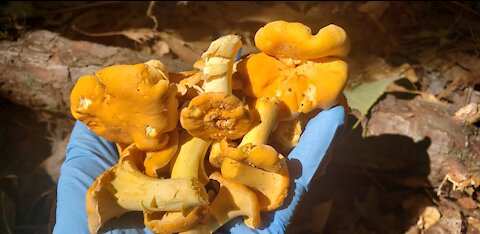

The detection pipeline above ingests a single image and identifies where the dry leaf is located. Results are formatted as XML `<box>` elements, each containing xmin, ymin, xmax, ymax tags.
<box><xmin>425</xmin><ymin>207</ymin><xmax>462</xmax><ymax>234</ymax></box>
<box><xmin>119</xmin><ymin>28</ymin><xmax>157</xmax><ymax>44</ymax></box>
<box><xmin>152</xmin><ymin>40</ymin><xmax>170</xmax><ymax>57</ymax></box>
<box><xmin>454</xmin><ymin>103</ymin><xmax>480</xmax><ymax>124</ymax></box>
<box><xmin>158</xmin><ymin>31</ymin><xmax>201</xmax><ymax>64</ymax></box>
<box><xmin>457</xmin><ymin>197</ymin><xmax>478</xmax><ymax>210</ymax></box>
<box><xmin>38</xmin><ymin>135</ymin><xmax>70</xmax><ymax>183</ymax></box>
<box><xmin>416</xmin><ymin>206</ymin><xmax>441</xmax><ymax>230</ymax></box>
<box><xmin>414</xmin><ymin>91</ymin><xmax>445</xmax><ymax>104</ymax></box>
<box><xmin>467</xmin><ymin>217</ymin><xmax>480</xmax><ymax>232</ymax></box>
<box><xmin>72</xmin><ymin>25</ymin><xmax>158</xmax><ymax>44</ymax></box>
<box><xmin>358</xmin><ymin>1</ymin><xmax>391</xmax><ymax>20</ymax></box>
<box><xmin>307</xmin><ymin>200</ymin><xmax>332</xmax><ymax>233</ymax></box>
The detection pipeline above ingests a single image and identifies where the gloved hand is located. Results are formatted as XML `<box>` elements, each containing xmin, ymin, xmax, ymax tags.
<box><xmin>53</xmin><ymin>105</ymin><xmax>345</xmax><ymax>234</ymax></box>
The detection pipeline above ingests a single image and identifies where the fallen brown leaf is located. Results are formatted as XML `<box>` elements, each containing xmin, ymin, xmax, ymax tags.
<box><xmin>457</xmin><ymin>197</ymin><xmax>478</xmax><ymax>210</ymax></box>
<box><xmin>417</xmin><ymin>206</ymin><xmax>441</xmax><ymax>231</ymax></box>
<box><xmin>454</xmin><ymin>103</ymin><xmax>480</xmax><ymax>124</ymax></box>
<box><xmin>152</xmin><ymin>40</ymin><xmax>170</xmax><ymax>57</ymax></box>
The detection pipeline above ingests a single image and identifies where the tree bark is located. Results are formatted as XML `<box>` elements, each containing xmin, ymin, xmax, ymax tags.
<box><xmin>0</xmin><ymin>30</ymin><xmax>190</xmax><ymax>114</ymax></box>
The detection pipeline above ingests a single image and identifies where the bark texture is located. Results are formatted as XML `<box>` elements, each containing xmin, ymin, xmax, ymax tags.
<box><xmin>367</xmin><ymin>95</ymin><xmax>480</xmax><ymax>185</ymax></box>
<box><xmin>0</xmin><ymin>30</ymin><xmax>190</xmax><ymax>113</ymax></box>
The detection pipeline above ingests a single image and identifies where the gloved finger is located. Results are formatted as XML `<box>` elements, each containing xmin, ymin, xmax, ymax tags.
<box><xmin>54</xmin><ymin>121</ymin><xmax>120</xmax><ymax>234</ymax></box>
<box><xmin>289</xmin><ymin>105</ymin><xmax>345</xmax><ymax>190</ymax></box>
<box><xmin>66</xmin><ymin>121</ymin><xmax>119</xmax><ymax>167</ymax></box>
<box><xmin>235</xmin><ymin>47</ymin><xmax>243</xmax><ymax>61</ymax></box>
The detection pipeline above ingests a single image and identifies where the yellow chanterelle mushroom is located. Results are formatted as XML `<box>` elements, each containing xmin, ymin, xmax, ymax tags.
<box><xmin>71</xmin><ymin>60</ymin><xmax>179</xmax><ymax>152</ymax></box>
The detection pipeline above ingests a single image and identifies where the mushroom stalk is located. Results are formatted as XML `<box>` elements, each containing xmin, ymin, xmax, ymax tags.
<box><xmin>147</xmin><ymin>133</ymin><xmax>211</xmax><ymax>233</ymax></box>
<box><xmin>202</xmin><ymin>35</ymin><xmax>242</xmax><ymax>94</ymax></box>
<box><xmin>171</xmin><ymin>131</ymin><xmax>212</xmax><ymax>184</ymax></box>
<box><xmin>240</xmin><ymin>97</ymin><xmax>280</xmax><ymax>146</ymax></box>
<box><xmin>221</xmin><ymin>157</ymin><xmax>289</xmax><ymax>211</ymax></box>
<box><xmin>110</xmin><ymin>169</ymin><xmax>206</xmax><ymax>212</ymax></box>
<box><xmin>181</xmin><ymin>172</ymin><xmax>261</xmax><ymax>233</ymax></box>
<box><xmin>208</xmin><ymin>141</ymin><xmax>223</xmax><ymax>168</ymax></box>
<box><xmin>217</xmin><ymin>97</ymin><xmax>282</xmax><ymax>172</ymax></box>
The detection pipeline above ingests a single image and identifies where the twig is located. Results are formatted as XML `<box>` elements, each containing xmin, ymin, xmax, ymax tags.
<box><xmin>71</xmin><ymin>24</ymin><xmax>126</xmax><ymax>38</ymax></box>
<box><xmin>146</xmin><ymin>1</ymin><xmax>159</xmax><ymax>31</ymax></box>
<box><xmin>423</xmin><ymin>186</ymin><xmax>441</xmax><ymax>207</ymax></box>
<box><xmin>450</xmin><ymin>1</ymin><xmax>480</xmax><ymax>17</ymax></box>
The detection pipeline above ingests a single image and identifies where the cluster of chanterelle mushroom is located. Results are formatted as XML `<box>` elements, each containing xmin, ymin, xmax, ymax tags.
<box><xmin>69</xmin><ymin>20</ymin><xmax>350</xmax><ymax>234</ymax></box>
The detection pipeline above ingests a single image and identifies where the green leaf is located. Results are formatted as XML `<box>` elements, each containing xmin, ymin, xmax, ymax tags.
<box><xmin>343</xmin><ymin>56</ymin><xmax>417</xmax><ymax>127</ymax></box>
<box><xmin>344</xmin><ymin>76</ymin><xmax>402</xmax><ymax>124</ymax></box>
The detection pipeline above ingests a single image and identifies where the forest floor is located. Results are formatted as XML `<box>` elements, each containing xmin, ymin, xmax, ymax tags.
<box><xmin>0</xmin><ymin>2</ymin><xmax>479</xmax><ymax>234</ymax></box>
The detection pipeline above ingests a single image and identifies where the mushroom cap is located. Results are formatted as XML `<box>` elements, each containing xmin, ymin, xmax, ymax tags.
<box><xmin>209</xmin><ymin>172</ymin><xmax>261</xmax><ymax>229</ymax></box>
<box><xmin>221</xmin><ymin>140</ymin><xmax>282</xmax><ymax>172</ymax></box>
<box><xmin>269</xmin><ymin>109</ymin><xmax>320</xmax><ymax>155</ymax></box>
<box><xmin>115</xmin><ymin>143</ymin><xmax>129</xmax><ymax>156</ymax></box>
<box><xmin>86</xmin><ymin>166</ymin><xmax>129</xmax><ymax>234</ymax></box>
<box><xmin>86</xmin><ymin>144</ymin><xmax>147</xmax><ymax>233</ymax></box>
<box><xmin>254</xmin><ymin>20</ymin><xmax>350</xmax><ymax>60</ymax></box>
<box><xmin>180</xmin><ymin>92</ymin><xmax>252</xmax><ymax>140</ymax></box>
<box><xmin>70</xmin><ymin>60</ymin><xmax>179</xmax><ymax>151</ymax></box>
<box><xmin>236</xmin><ymin>53</ymin><xmax>348</xmax><ymax>120</ymax></box>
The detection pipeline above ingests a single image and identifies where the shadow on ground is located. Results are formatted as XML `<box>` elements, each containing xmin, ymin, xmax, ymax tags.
<box><xmin>0</xmin><ymin>98</ymin><xmax>58</xmax><ymax>234</ymax></box>
<box><xmin>289</xmin><ymin>114</ymin><xmax>434</xmax><ymax>234</ymax></box>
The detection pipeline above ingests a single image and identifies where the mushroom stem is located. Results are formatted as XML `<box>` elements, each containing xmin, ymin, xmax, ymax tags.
<box><xmin>201</xmin><ymin>35</ymin><xmax>242</xmax><ymax>94</ymax></box>
<box><xmin>110</xmin><ymin>169</ymin><xmax>206</xmax><ymax>213</ymax></box>
<box><xmin>203</xmin><ymin>57</ymin><xmax>232</xmax><ymax>94</ymax></box>
<box><xmin>221</xmin><ymin>157</ymin><xmax>289</xmax><ymax>211</ymax></box>
<box><xmin>171</xmin><ymin>131</ymin><xmax>212</xmax><ymax>185</ymax></box>
<box><xmin>240</xmin><ymin>97</ymin><xmax>280</xmax><ymax>146</ymax></box>
<box><xmin>202</xmin><ymin>35</ymin><xmax>242</xmax><ymax>94</ymax></box>
<box><xmin>181</xmin><ymin>172</ymin><xmax>261</xmax><ymax>233</ymax></box>
<box><xmin>208</xmin><ymin>140</ymin><xmax>223</xmax><ymax>168</ymax></box>
<box><xmin>215</xmin><ymin>97</ymin><xmax>282</xmax><ymax>172</ymax></box>
<box><xmin>144</xmin><ymin>129</ymin><xmax>179</xmax><ymax>178</ymax></box>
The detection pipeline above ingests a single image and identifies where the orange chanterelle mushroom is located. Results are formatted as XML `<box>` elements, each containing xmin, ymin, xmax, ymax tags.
<box><xmin>70</xmin><ymin>60</ymin><xmax>178</xmax><ymax>152</ymax></box>
<box><xmin>236</xmin><ymin>20</ymin><xmax>350</xmax><ymax>120</ymax></box>
<box><xmin>180</xmin><ymin>35</ymin><xmax>252</xmax><ymax>140</ymax></box>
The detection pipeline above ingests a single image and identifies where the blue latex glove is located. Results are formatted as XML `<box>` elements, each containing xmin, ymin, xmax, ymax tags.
<box><xmin>53</xmin><ymin>105</ymin><xmax>345</xmax><ymax>234</ymax></box>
